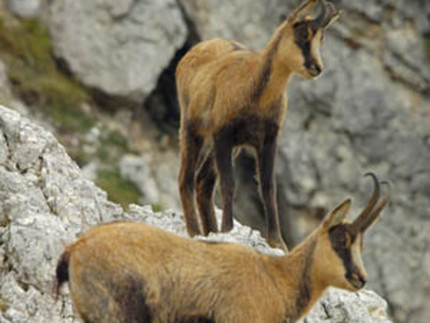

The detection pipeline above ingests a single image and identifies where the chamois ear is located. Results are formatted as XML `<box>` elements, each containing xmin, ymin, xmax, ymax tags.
<box><xmin>287</xmin><ymin>0</ymin><xmax>318</xmax><ymax>25</ymax></box>
<box><xmin>322</xmin><ymin>198</ymin><xmax>351</xmax><ymax>229</ymax></box>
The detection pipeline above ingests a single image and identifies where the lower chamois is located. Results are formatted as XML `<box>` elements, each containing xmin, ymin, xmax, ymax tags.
<box><xmin>55</xmin><ymin>173</ymin><xmax>389</xmax><ymax>323</ymax></box>
<box><xmin>176</xmin><ymin>0</ymin><xmax>340</xmax><ymax>249</ymax></box>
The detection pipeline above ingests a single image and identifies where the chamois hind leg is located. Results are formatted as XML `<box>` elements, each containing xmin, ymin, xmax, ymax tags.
<box><xmin>257</xmin><ymin>127</ymin><xmax>288</xmax><ymax>251</ymax></box>
<box><xmin>179</xmin><ymin>125</ymin><xmax>204</xmax><ymax>236</ymax></box>
<box><xmin>196</xmin><ymin>153</ymin><xmax>218</xmax><ymax>235</ymax></box>
<box><xmin>214</xmin><ymin>134</ymin><xmax>235</xmax><ymax>232</ymax></box>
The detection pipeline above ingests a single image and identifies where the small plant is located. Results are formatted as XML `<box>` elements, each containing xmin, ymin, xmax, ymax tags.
<box><xmin>96</xmin><ymin>130</ymin><xmax>130</xmax><ymax>161</ymax></box>
<box><xmin>425</xmin><ymin>34</ymin><xmax>430</xmax><ymax>61</ymax></box>
<box><xmin>151</xmin><ymin>203</ymin><xmax>164</xmax><ymax>212</ymax></box>
<box><xmin>0</xmin><ymin>15</ymin><xmax>95</xmax><ymax>132</ymax></box>
<box><xmin>95</xmin><ymin>168</ymin><xmax>140</xmax><ymax>210</ymax></box>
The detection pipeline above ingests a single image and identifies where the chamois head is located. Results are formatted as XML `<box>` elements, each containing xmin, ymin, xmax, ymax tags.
<box><xmin>313</xmin><ymin>173</ymin><xmax>390</xmax><ymax>291</ymax></box>
<box><xmin>279</xmin><ymin>0</ymin><xmax>340</xmax><ymax>78</ymax></box>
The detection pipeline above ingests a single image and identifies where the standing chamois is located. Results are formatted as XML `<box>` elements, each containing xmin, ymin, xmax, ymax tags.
<box><xmin>55</xmin><ymin>173</ymin><xmax>390</xmax><ymax>323</ymax></box>
<box><xmin>176</xmin><ymin>0</ymin><xmax>340</xmax><ymax>249</ymax></box>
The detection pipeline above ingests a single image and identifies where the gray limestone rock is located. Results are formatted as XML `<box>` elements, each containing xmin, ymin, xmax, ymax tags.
<box><xmin>119</xmin><ymin>151</ymin><xmax>180</xmax><ymax>209</ymax></box>
<box><xmin>179</xmin><ymin>0</ymin><xmax>289</xmax><ymax>50</ymax></box>
<box><xmin>5</xmin><ymin>0</ymin><xmax>43</xmax><ymax>17</ymax></box>
<box><xmin>48</xmin><ymin>0</ymin><xmax>187</xmax><ymax>102</ymax></box>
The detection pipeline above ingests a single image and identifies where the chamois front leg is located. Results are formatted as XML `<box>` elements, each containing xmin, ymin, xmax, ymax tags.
<box><xmin>257</xmin><ymin>125</ymin><xmax>287</xmax><ymax>251</ymax></box>
<box><xmin>178</xmin><ymin>125</ymin><xmax>204</xmax><ymax>236</ymax></box>
<box><xmin>196</xmin><ymin>153</ymin><xmax>218</xmax><ymax>235</ymax></box>
<box><xmin>214</xmin><ymin>133</ymin><xmax>235</xmax><ymax>232</ymax></box>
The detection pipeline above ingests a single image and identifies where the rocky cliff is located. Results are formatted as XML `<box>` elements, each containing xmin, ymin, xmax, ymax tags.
<box><xmin>0</xmin><ymin>105</ymin><xmax>391</xmax><ymax>322</ymax></box>
<box><xmin>0</xmin><ymin>0</ymin><xmax>429</xmax><ymax>322</ymax></box>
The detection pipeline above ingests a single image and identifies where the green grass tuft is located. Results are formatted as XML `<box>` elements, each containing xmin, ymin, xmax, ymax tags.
<box><xmin>96</xmin><ymin>169</ymin><xmax>141</xmax><ymax>210</ymax></box>
<box><xmin>97</xmin><ymin>130</ymin><xmax>131</xmax><ymax>161</ymax></box>
<box><xmin>0</xmin><ymin>16</ymin><xmax>95</xmax><ymax>132</ymax></box>
<box><xmin>151</xmin><ymin>203</ymin><xmax>164</xmax><ymax>213</ymax></box>
<box><xmin>425</xmin><ymin>35</ymin><xmax>430</xmax><ymax>62</ymax></box>
<box><xmin>0</xmin><ymin>298</ymin><xmax>9</xmax><ymax>313</ymax></box>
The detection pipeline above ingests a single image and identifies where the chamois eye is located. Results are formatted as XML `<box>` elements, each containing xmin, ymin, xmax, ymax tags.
<box><xmin>337</xmin><ymin>234</ymin><xmax>346</xmax><ymax>246</ymax></box>
<box><xmin>301</xmin><ymin>28</ymin><xmax>309</xmax><ymax>41</ymax></box>
<box><xmin>345</xmin><ymin>234</ymin><xmax>352</xmax><ymax>248</ymax></box>
<box><xmin>332</xmin><ymin>229</ymin><xmax>349</xmax><ymax>248</ymax></box>
<box><xmin>295</xmin><ymin>24</ymin><xmax>309</xmax><ymax>42</ymax></box>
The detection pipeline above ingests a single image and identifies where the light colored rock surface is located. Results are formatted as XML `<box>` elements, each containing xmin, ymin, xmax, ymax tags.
<box><xmin>178</xmin><ymin>0</ymin><xmax>287</xmax><ymax>50</ymax></box>
<box><xmin>119</xmin><ymin>151</ymin><xmax>180</xmax><ymax>209</ymax></box>
<box><xmin>48</xmin><ymin>0</ymin><xmax>187</xmax><ymax>101</ymax></box>
<box><xmin>302</xmin><ymin>289</ymin><xmax>391</xmax><ymax>323</ymax></box>
<box><xmin>0</xmin><ymin>105</ymin><xmax>390</xmax><ymax>322</ymax></box>
<box><xmin>0</xmin><ymin>60</ymin><xmax>11</xmax><ymax>104</ymax></box>
<box><xmin>5</xmin><ymin>0</ymin><xmax>43</xmax><ymax>17</ymax></box>
<box><xmin>0</xmin><ymin>60</ymin><xmax>28</xmax><ymax>118</ymax></box>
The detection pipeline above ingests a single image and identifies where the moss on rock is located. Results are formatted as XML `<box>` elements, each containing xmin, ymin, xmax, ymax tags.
<box><xmin>425</xmin><ymin>35</ymin><xmax>430</xmax><ymax>61</ymax></box>
<box><xmin>0</xmin><ymin>15</ymin><xmax>95</xmax><ymax>132</ymax></box>
<box><xmin>95</xmin><ymin>168</ymin><xmax>140</xmax><ymax>210</ymax></box>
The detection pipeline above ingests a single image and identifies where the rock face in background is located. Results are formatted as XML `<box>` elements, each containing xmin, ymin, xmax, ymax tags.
<box><xmin>4</xmin><ymin>0</ymin><xmax>43</xmax><ymax>17</ymax></box>
<box><xmin>0</xmin><ymin>105</ymin><xmax>391</xmax><ymax>322</ymax></box>
<box><xmin>0</xmin><ymin>0</ymin><xmax>429</xmax><ymax>322</ymax></box>
<box><xmin>119</xmin><ymin>152</ymin><xmax>180</xmax><ymax>208</ymax></box>
<box><xmin>178</xmin><ymin>0</ymin><xmax>287</xmax><ymax>50</ymax></box>
<box><xmin>48</xmin><ymin>0</ymin><xmax>187</xmax><ymax>101</ymax></box>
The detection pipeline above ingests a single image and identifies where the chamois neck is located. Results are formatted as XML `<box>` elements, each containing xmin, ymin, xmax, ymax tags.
<box><xmin>257</xmin><ymin>23</ymin><xmax>292</xmax><ymax>105</ymax></box>
<box><xmin>266</xmin><ymin>233</ymin><xmax>328</xmax><ymax>321</ymax></box>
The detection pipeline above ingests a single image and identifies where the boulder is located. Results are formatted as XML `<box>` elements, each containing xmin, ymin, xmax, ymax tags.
<box><xmin>178</xmin><ymin>0</ymin><xmax>287</xmax><ymax>50</ymax></box>
<box><xmin>48</xmin><ymin>0</ymin><xmax>187</xmax><ymax>102</ymax></box>
<box><xmin>4</xmin><ymin>0</ymin><xmax>43</xmax><ymax>17</ymax></box>
<box><xmin>119</xmin><ymin>152</ymin><xmax>180</xmax><ymax>209</ymax></box>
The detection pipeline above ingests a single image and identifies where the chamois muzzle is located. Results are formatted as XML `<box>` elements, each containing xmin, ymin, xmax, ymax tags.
<box><xmin>308</xmin><ymin>62</ymin><xmax>322</xmax><ymax>76</ymax></box>
<box><xmin>351</xmin><ymin>172</ymin><xmax>390</xmax><ymax>233</ymax></box>
<box><xmin>347</xmin><ymin>271</ymin><xmax>367</xmax><ymax>290</ymax></box>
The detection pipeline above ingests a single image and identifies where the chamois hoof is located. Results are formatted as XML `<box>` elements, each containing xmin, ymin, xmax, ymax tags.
<box><xmin>268</xmin><ymin>236</ymin><xmax>289</xmax><ymax>252</ymax></box>
<box><xmin>186</xmin><ymin>225</ymin><xmax>202</xmax><ymax>238</ymax></box>
<box><xmin>221</xmin><ymin>223</ymin><xmax>233</xmax><ymax>233</ymax></box>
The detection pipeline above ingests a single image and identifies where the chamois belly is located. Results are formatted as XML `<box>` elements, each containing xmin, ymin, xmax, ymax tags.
<box><xmin>215</xmin><ymin>113</ymin><xmax>279</xmax><ymax>148</ymax></box>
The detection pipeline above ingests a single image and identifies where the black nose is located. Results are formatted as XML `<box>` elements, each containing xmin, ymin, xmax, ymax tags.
<box><xmin>358</xmin><ymin>275</ymin><xmax>367</xmax><ymax>287</ymax></box>
<box><xmin>313</xmin><ymin>63</ymin><xmax>322</xmax><ymax>75</ymax></box>
<box><xmin>348</xmin><ymin>272</ymin><xmax>367</xmax><ymax>289</ymax></box>
<box><xmin>309</xmin><ymin>63</ymin><xmax>322</xmax><ymax>76</ymax></box>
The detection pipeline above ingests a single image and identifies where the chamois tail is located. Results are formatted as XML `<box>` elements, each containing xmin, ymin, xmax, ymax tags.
<box><xmin>54</xmin><ymin>249</ymin><xmax>70</xmax><ymax>300</ymax></box>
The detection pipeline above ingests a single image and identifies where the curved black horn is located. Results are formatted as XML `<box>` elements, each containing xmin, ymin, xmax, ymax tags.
<box><xmin>311</xmin><ymin>0</ymin><xmax>327</xmax><ymax>29</ymax></box>
<box><xmin>359</xmin><ymin>181</ymin><xmax>390</xmax><ymax>232</ymax></box>
<box><xmin>352</xmin><ymin>172</ymin><xmax>380</xmax><ymax>232</ymax></box>
<box><xmin>312</xmin><ymin>1</ymin><xmax>338</xmax><ymax>30</ymax></box>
